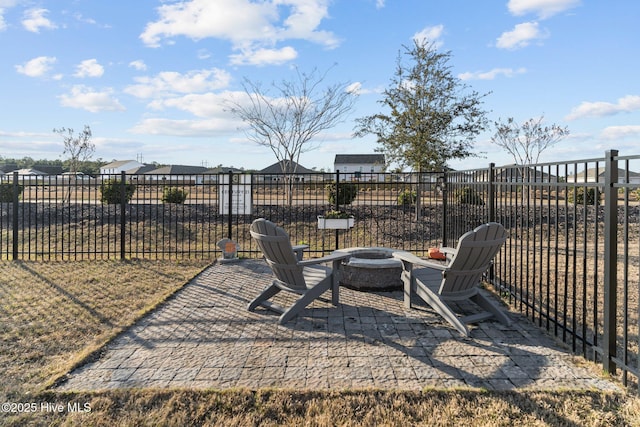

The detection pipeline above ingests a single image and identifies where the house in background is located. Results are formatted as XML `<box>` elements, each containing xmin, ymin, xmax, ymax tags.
<box><xmin>100</xmin><ymin>160</ymin><xmax>145</xmax><ymax>177</ymax></box>
<box><xmin>258</xmin><ymin>160</ymin><xmax>317</xmax><ymax>183</ymax></box>
<box><xmin>334</xmin><ymin>154</ymin><xmax>386</xmax><ymax>181</ymax></box>
<box><xmin>572</xmin><ymin>167</ymin><xmax>640</xmax><ymax>184</ymax></box>
<box><xmin>145</xmin><ymin>165</ymin><xmax>208</xmax><ymax>184</ymax></box>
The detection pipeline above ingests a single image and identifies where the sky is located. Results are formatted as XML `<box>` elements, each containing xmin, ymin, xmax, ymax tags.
<box><xmin>1</xmin><ymin>0</ymin><xmax>639</xmax><ymax>172</ymax></box>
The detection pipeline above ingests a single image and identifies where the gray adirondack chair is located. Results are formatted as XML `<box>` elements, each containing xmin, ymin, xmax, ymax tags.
<box><xmin>248</xmin><ymin>218</ymin><xmax>350</xmax><ymax>324</ymax></box>
<box><xmin>394</xmin><ymin>222</ymin><xmax>511</xmax><ymax>336</ymax></box>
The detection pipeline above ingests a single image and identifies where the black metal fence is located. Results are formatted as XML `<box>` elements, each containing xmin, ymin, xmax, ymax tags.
<box><xmin>1</xmin><ymin>150</ymin><xmax>639</xmax><ymax>388</ymax></box>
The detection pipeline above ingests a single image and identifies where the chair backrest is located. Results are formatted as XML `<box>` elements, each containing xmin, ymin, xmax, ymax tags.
<box><xmin>439</xmin><ymin>222</ymin><xmax>507</xmax><ymax>296</ymax></box>
<box><xmin>250</xmin><ymin>218</ymin><xmax>307</xmax><ymax>290</ymax></box>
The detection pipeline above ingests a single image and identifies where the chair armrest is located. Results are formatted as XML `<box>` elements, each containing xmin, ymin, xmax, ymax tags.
<box><xmin>292</xmin><ymin>244</ymin><xmax>309</xmax><ymax>261</ymax></box>
<box><xmin>440</xmin><ymin>247</ymin><xmax>456</xmax><ymax>256</ymax></box>
<box><xmin>298</xmin><ymin>252</ymin><xmax>350</xmax><ymax>266</ymax></box>
<box><xmin>392</xmin><ymin>251</ymin><xmax>448</xmax><ymax>271</ymax></box>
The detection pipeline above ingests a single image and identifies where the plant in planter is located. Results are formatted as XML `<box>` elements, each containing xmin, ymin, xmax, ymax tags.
<box><xmin>317</xmin><ymin>209</ymin><xmax>355</xmax><ymax>229</ymax></box>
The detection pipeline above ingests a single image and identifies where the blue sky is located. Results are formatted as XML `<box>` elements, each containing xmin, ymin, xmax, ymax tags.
<box><xmin>1</xmin><ymin>0</ymin><xmax>638</xmax><ymax>171</ymax></box>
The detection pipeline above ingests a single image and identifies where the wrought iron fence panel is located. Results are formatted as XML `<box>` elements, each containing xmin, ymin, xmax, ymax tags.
<box><xmin>1</xmin><ymin>151</ymin><xmax>639</xmax><ymax>389</ymax></box>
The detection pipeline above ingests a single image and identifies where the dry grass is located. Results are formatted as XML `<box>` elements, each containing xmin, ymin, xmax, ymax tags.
<box><xmin>1</xmin><ymin>261</ymin><xmax>640</xmax><ymax>426</ymax></box>
<box><xmin>0</xmin><ymin>259</ymin><xmax>210</xmax><ymax>399</ymax></box>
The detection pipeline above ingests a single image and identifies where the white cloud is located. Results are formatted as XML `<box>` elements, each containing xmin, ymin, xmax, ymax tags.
<box><xmin>130</xmin><ymin>117</ymin><xmax>239</xmax><ymax>137</ymax></box>
<box><xmin>458</xmin><ymin>67</ymin><xmax>527</xmax><ymax>81</ymax></box>
<box><xmin>413</xmin><ymin>25</ymin><xmax>444</xmax><ymax>49</ymax></box>
<box><xmin>600</xmin><ymin>125</ymin><xmax>640</xmax><ymax>140</ymax></box>
<box><xmin>124</xmin><ymin>68</ymin><xmax>232</xmax><ymax>99</ymax></box>
<box><xmin>508</xmin><ymin>0</ymin><xmax>581</xmax><ymax>19</ymax></box>
<box><xmin>129</xmin><ymin>60</ymin><xmax>147</xmax><ymax>71</ymax></box>
<box><xmin>140</xmin><ymin>0</ymin><xmax>337</xmax><ymax>65</ymax></box>
<box><xmin>496</xmin><ymin>21</ymin><xmax>547</xmax><ymax>49</ymax></box>
<box><xmin>148</xmin><ymin>92</ymin><xmax>235</xmax><ymax>118</ymax></box>
<box><xmin>565</xmin><ymin>95</ymin><xmax>640</xmax><ymax>120</ymax></box>
<box><xmin>74</xmin><ymin>59</ymin><xmax>104</xmax><ymax>78</ymax></box>
<box><xmin>375</xmin><ymin>0</ymin><xmax>385</xmax><ymax>9</ymax></box>
<box><xmin>229</xmin><ymin>46</ymin><xmax>298</xmax><ymax>66</ymax></box>
<box><xmin>15</xmin><ymin>56</ymin><xmax>56</xmax><ymax>77</ymax></box>
<box><xmin>22</xmin><ymin>8</ymin><xmax>57</xmax><ymax>33</ymax></box>
<box><xmin>59</xmin><ymin>85</ymin><xmax>125</xmax><ymax>113</ymax></box>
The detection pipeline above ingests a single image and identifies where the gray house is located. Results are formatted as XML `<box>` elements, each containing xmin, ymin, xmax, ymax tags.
<box><xmin>258</xmin><ymin>160</ymin><xmax>316</xmax><ymax>182</ymax></box>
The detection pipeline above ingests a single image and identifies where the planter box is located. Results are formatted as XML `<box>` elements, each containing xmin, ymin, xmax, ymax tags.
<box><xmin>317</xmin><ymin>215</ymin><xmax>355</xmax><ymax>229</ymax></box>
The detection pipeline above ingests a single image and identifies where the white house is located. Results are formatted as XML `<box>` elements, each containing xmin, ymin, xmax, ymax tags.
<box><xmin>572</xmin><ymin>168</ymin><xmax>640</xmax><ymax>184</ymax></box>
<box><xmin>334</xmin><ymin>154</ymin><xmax>386</xmax><ymax>181</ymax></box>
<box><xmin>100</xmin><ymin>160</ymin><xmax>145</xmax><ymax>177</ymax></box>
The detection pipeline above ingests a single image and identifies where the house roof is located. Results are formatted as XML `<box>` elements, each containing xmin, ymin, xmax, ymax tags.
<box><xmin>125</xmin><ymin>165</ymin><xmax>157</xmax><ymax>174</ymax></box>
<box><xmin>101</xmin><ymin>160</ymin><xmax>141</xmax><ymax>169</ymax></box>
<box><xmin>259</xmin><ymin>160</ymin><xmax>314</xmax><ymax>174</ymax></box>
<box><xmin>16</xmin><ymin>168</ymin><xmax>47</xmax><ymax>175</ymax></box>
<box><xmin>205</xmin><ymin>166</ymin><xmax>245</xmax><ymax>174</ymax></box>
<box><xmin>334</xmin><ymin>154</ymin><xmax>385</xmax><ymax>165</ymax></box>
<box><xmin>145</xmin><ymin>165</ymin><xmax>208</xmax><ymax>175</ymax></box>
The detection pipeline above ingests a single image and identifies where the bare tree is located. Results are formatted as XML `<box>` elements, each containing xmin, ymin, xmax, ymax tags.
<box><xmin>491</xmin><ymin>116</ymin><xmax>569</xmax><ymax>165</ymax></box>
<box><xmin>226</xmin><ymin>67</ymin><xmax>357</xmax><ymax>204</ymax></box>
<box><xmin>53</xmin><ymin>125</ymin><xmax>95</xmax><ymax>203</ymax></box>
<box><xmin>492</xmin><ymin>116</ymin><xmax>569</xmax><ymax>200</ymax></box>
<box><xmin>53</xmin><ymin>125</ymin><xmax>95</xmax><ymax>174</ymax></box>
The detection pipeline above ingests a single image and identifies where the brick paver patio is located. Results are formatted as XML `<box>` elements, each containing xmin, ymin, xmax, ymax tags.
<box><xmin>57</xmin><ymin>259</ymin><xmax>620</xmax><ymax>392</ymax></box>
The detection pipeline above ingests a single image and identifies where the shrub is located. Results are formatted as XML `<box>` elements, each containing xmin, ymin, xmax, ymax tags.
<box><xmin>454</xmin><ymin>187</ymin><xmax>484</xmax><ymax>205</ymax></box>
<box><xmin>162</xmin><ymin>187</ymin><xmax>188</xmax><ymax>204</ymax></box>
<box><xmin>326</xmin><ymin>182</ymin><xmax>358</xmax><ymax>206</ymax></box>
<box><xmin>0</xmin><ymin>183</ymin><xmax>22</xmax><ymax>202</ymax></box>
<box><xmin>100</xmin><ymin>179</ymin><xmax>136</xmax><ymax>204</ymax></box>
<box><xmin>567</xmin><ymin>187</ymin><xmax>599</xmax><ymax>205</ymax></box>
<box><xmin>397</xmin><ymin>189</ymin><xmax>417</xmax><ymax>206</ymax></box>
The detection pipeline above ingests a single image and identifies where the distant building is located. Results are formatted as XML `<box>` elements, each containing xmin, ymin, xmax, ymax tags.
<box><xmin>572</xmin><ymin>168</ymin><xmax>640</xmax><ymax>184</ymax></box>
<box><xmin>100</xmin><ymin>160</ymin><xmax>145</xmax><ymax>177</ymax></box>
<box><xmin>334</xmin><ymin>154</ymin><xmax>386</xmax><ymax>181</ymax></box>
<box><xmin>258</xmin><ymin>160</ymin><xmax>317</xmax><ymax>182</ymax></box>
<box><xmin>144</xmin><ymin>165</ymin><xmax>209</xmax><ymax>184</ymax></box>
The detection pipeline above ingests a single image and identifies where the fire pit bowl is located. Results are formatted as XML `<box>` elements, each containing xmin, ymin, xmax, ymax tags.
<box><xmin>332</xmin><ymin>247</ymin><xmax>407</xmax><ymax>291</ymax></box>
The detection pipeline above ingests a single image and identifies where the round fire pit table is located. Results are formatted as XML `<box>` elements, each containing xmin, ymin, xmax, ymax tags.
<box><xmin>331</xmin><ymin>247</ymin><xmax>409</xmax><ymax>291</ymax></box>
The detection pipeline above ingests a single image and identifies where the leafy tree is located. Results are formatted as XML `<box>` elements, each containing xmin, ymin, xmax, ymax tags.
<box><xmin>326</xmin><ymin>182</ymin><xmax>358</xmax><ymax>207</ymax></box>
<box><xmin>100</xmin><ymin>179</ymin><xmax>135</xmax><ymax>205</ymax></box>
<box><xmin>354</xmin><ymin>39</ymin><xmax>490</xmax><ymax>172</ymax></box>
<box><xmin>162</xmin><ymin>187</ymin><xmax>188</xmax><ymax>204</ymax></box>
<box><xmin>53</xmin><ymin>125</ymin><xmax>96</xmax><ymax>174</ymax></box>
<box><xmin>0</xmin><ymin>183</ymin><xmax>23</xmax><ymax>202</ymax></box>
<box><xmin>227</xmin><ymin>67</ymin><xmax>357</xmax><ymax>204</ymax></box>
<box><xmin>491</xmin><ymin>116</ymin><xmax>569</xmax><ymax>165</ymax></box>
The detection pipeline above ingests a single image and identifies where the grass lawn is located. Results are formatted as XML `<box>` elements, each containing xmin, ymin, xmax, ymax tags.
<box><xmin>1</xmin><ymin>260</ymin><xmax>639</xmax><ymax>426</ymax></box>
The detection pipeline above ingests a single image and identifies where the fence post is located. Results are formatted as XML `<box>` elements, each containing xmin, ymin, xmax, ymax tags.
<box><xmin>488</xmin><ymin>163</ymin><xmax>495</xmax><ymax>223</ymax></box>
<box><xmin>602</xmin><ymin>149</ymin><xmax>618</xmax><ymax>374</ymax></box>
<box><xmin>227</xmin><ymin>170</ymin><xmax>233</xmax><ymax>240</ymax></box>
<box><xmin>440</xmin><ymin>173</ymin><xmax>448</xmax><ymax>247</ymax></box>
<box><xmin>335</xmin><ymin>170</ymin><xmax>340</xmax><ymax>251</ymax></box>
<box><xmin>12</xmin><ymin>171</ymin><xmax>19</xmax><ymax>260</ymax></box>
<box><xmin>120</xmin><ymin>171</ymin><xmax>126</xmax><ymax>260</ymax></box>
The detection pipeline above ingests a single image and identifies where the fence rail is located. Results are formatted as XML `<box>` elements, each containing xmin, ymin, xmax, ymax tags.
<box><xmin>1</xmin><ymin>150</ymin><xmax>639</xmax><ymax>388</ymax></box>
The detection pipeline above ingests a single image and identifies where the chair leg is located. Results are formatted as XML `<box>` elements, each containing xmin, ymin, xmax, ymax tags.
<box><xmin>402</xmin><ymin>271</ymin><xmax>413</xmax><ymax>309</ymax></box>
<box><xmin>470</xmin><ymin>291</ymin><xmax>512</xmax><ymax>326</ymax></box>
<box><xmin>247</xmin><ymin>281</ymin><xmax>280</xmax><ymax>311</ymax></box>
<box><xmin>278</xmin><ymin>281</ymin><xmax>330</xmax><ymax>324</ymax></box>
<box><xmin>414</xmin><ymin>282</ymin><xmax>470</xmax><ymax>337</ymax></box>
<box><xmin>331</xmin><ymin>261</ymin><xmax>341</xmax><ymax>306</ymax></box>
